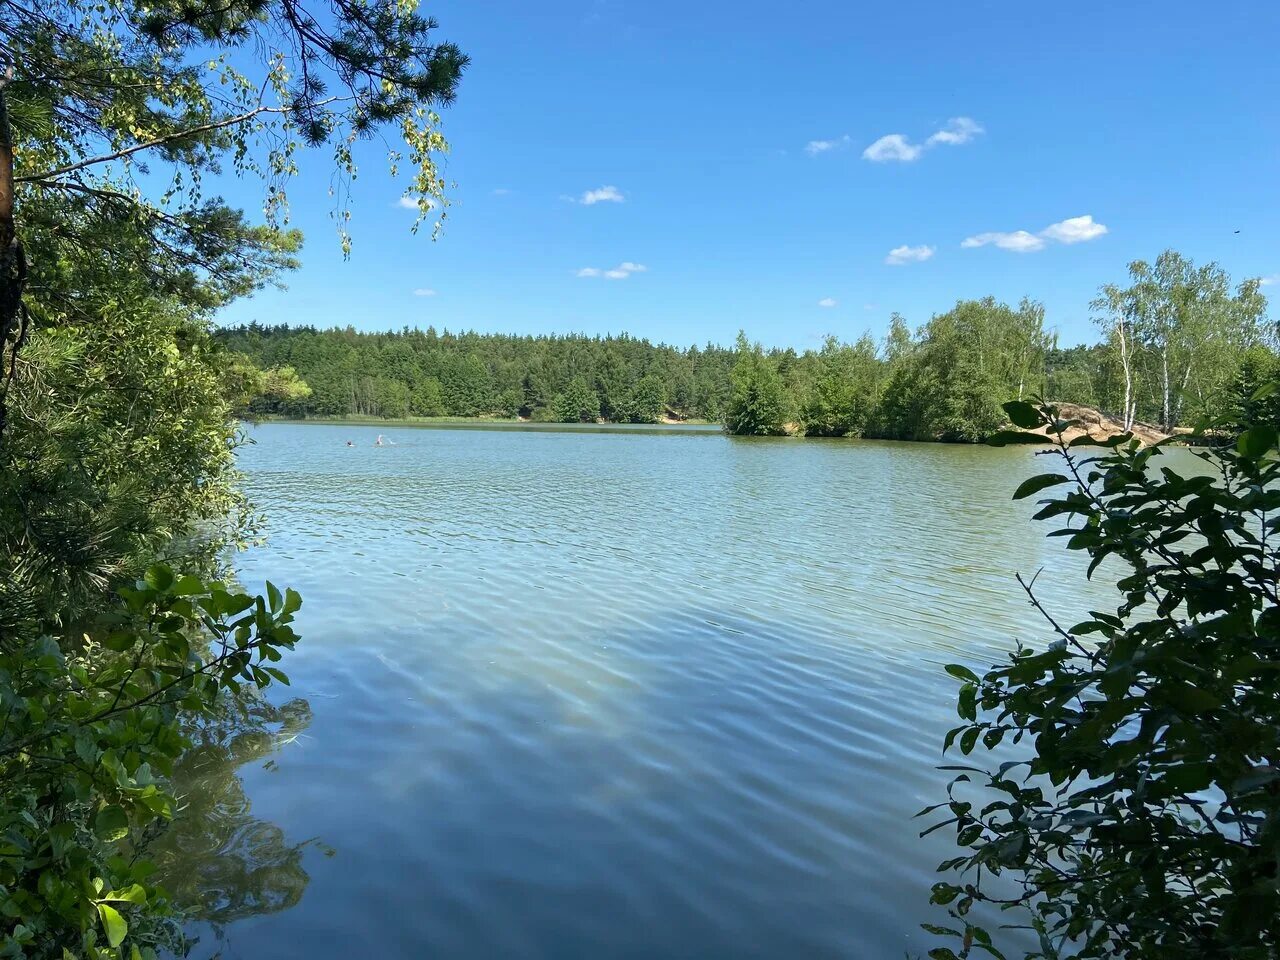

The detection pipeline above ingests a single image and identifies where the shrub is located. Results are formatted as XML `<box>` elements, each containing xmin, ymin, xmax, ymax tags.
<box><xmin>0</xmin><ymin>566</ymin><xmax>301</xmax><ymax>959</ymax></box>
<box><xmin>923</xmin><ymin>398</ymin><xmax>1280</xmax><ymax>960</ymax></box>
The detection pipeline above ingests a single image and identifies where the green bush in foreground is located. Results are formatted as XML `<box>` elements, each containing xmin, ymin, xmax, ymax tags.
<box><xmin>0</xmin><ymin>566</ymin><xmax>300</xmax><ymax>959</ymax></box>
<box><xmin>922</xmin><ymin>397</ymin><xmax>1280</xmax><ymax>959</ymax></box>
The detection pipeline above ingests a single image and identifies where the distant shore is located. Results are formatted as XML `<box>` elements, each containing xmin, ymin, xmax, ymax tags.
<box><xmin>245</xmin><ymin>404</ymin><xmax>1178</xmax><ymax>446</ymax></box>
<box><xmin>244</xmin><ymin>414</ymin><xmax>716</xmax><ymax>427</ymax></box>
<box><xmin>240</xmin><ymin>414</ymin><xmax>721</xmax><ymax>435</ymax></box>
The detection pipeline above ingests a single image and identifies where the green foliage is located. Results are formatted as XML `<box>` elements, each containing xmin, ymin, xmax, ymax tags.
<box><xmin>626</xmin><ymin>374</ymin><xmax>667</xmax><ymax>424</ymax></box>
<box><xmin>801</xmin><ymin>335</ymin><xmax>880</xmax><ymax>437</ymax></box>
<box><xmin>1092</xmin><ymin>251</ymin><xmax>1272</xmax><ymax>430</ymax></box>
<box><xmin>553</xmin><ymin>377</ymin><xmax>601</xmax><ymax>423</ymax></box>
<box><xmin>13</xmin><ymin>0</ymin><xmax>467</xmax><ymax>256</ymax></box>
<box><xmin>871</xmin><ymin>298</ymin><xmax>1050</xmax><ymax>442</ymax></box>
<box><xmin>924</xmin><ymin>398</ymin><xmax>1280</xmax><ymax>959</ymax></box>
<box><xmin>0</xmin><ymin>0</ymin><xmax>467</xmax><ymax>947</ymax></box>
<box><xmin>216</xmin><ymin>258</ymin><xmax>1272</xmax><ymax>439</ymax></box>
<box><xmin>1</xmin><ymin>281</ymin><xmax>259</xmax><ymax>636</ymax></box>
<box><xmin>724</xmin><ymin>332</ymin><xmax>788</xmax><ymax>436</ymax></box>
<box><xmin>1224</xmin><ymin>346</ymin><xmax>1280</xmax><ymax>437</ymax></box>
<box><xmin>410</xmin><ymin>376</ymin><xmax>447</xmax><ymax>417</ymax></box>
<box><xmin>0</xmin><ymin>566</ymin><xmax>301</xmax><ymax>959</ymax></box>
<box><xmin>218</xmin><ymin>324</ymin><xmax>735</xmax><ymax>422</ymax></box>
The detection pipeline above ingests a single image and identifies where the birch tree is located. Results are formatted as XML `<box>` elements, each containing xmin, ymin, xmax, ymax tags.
<box><xmin>1093</xmin><ymin>251</ymin><xmax>1269</xmax><ymax>431</ymax></box>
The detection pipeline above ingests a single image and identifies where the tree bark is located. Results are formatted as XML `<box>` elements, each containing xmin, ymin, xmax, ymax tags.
<box><xmin>0</xmin><ymin>76</ymin><xmax>29</xmax><ymax>441</ymax></box>
<box><xmin>1161</xmin><ymin>346</ymin><xmax>1171</xmax><ymax>433</ymax></box>
<box><xmin>1117</xmin><ymin>316</ymin><xmax>1134</xmax><ymax>431</ymax></box>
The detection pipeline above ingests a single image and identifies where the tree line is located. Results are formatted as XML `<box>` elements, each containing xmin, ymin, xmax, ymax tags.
<box><xmin>225</xmin><ymin>253</ymin><xmax>1274</xmax><ymax>440</ymax></box>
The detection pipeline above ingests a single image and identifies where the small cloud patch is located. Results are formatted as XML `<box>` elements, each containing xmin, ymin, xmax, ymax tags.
<box><xmin>578</xmin><ymin>262</ymin><xmax>647</xmax><ymax>280</ymax></box>
<box><xmin>885</xmin><ymin>244</ymin><xmax>936</xmax><ymax>265</ymax></box>
<box><xmin>567</xmin><ymin>185</ymin><xmax>625</xmax><ymax>205</ymax></box>
<box><xmin>961</xmin><ymin>231</ymin><xmax>1046</xmax><ymax>253</ymax></box>
<box><xmin>863</xmin><ymin>117</ymin><xmax>983</xmax><ymax>163</ymax></box>
<box><xmin>805</xmin><ymin>135</ymin><xmax>852</xmax><ymax>157</ymax></box>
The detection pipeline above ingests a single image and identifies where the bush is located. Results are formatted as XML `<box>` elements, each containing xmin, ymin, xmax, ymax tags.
<box><xmin>0</xmin><ymin>566</ymin><xmax>301</xmax><ymax>959</ymax></box>
<box><xmin>922</xmin><ymin>399</ymin><xmax>1280</xmax><ymax>959</ymax></box>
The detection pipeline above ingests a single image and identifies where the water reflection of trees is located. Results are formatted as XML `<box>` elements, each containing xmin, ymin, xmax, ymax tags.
<box><xmin>150</xmin><ymin>695</ymin><xmax>319</xmax><ymax>949</ymax></box>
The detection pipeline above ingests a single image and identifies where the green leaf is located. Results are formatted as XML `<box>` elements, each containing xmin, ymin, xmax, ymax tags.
<box><xmin>1012</xmin><ymin>473</ymin><xmax>1069</xmax><ymax>500</ymax></box>
<box><xmin>103</xmin><ymin>630</ymin><xmax>138</xmax><ymax>652</ymax></box>
<box><xmin>1237</xmin><ymin>425</ymin><xmax>1277</xmax><ymax>458</ymax></box>
<box><xmin>1249</xmin><ymin>381</ymin><xmax>1278</xmax><ymax>402</ymax></box>
<box><xmin>94</xmin><ymin>805</ymin><xmax>130</xmax><ymax>843</ymax></box>
<box><xmin>97</xmin><ymin>902</ymin><xmax>128</xmax><ymax>948</ymax></box>
<box><xmin>1164</xmin><ymin>682</ymin><xmax>1222</xmax><ymax>714</ymax></box>
<box><xmin>944</xmin><ymin>664</ymin><xmax>980</xmax><ymax>684</ymax></box>
<box><xmin>172</xmin><ymin>574</ymin><xmax>205</xmax><ymax>596</ymax></box>
<box><xmin>1003</xmin><ymin>400</ymin><xmax>1045</xmax><ymax>429</ymax></box>
<box><xmin>143</xmin><ymin>564</ymin><xmax>174</xmax><ymax>592</ymax></box>
<box><xmin>1232</xmin><ymin>766</ymin><xmax>1280</xmax><ymax>795</ymax></box>
<box><xmin>101</xmin><ymin>883</ymin><xmax>146</xmax><ymax>905</ymax></box>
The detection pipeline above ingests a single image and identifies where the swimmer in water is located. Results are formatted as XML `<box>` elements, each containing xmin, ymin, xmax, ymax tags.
<box><xmin>346</xmin><ymin>440</ymin><xmax>354</xmax><ymax>447</ymax></box>
<box><xmin>375</xmin><ymin>435</ymin><xmax>384</xmax><ymax>446</ymax></box>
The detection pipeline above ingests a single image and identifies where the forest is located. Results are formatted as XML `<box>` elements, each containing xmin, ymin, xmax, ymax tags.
<box><xmin>224</xmin><ymin>251</ymin><xmax>1276</xmax><ymax>440</ymax></box>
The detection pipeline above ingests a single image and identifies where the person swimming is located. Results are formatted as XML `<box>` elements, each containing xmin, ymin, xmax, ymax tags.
<box><xmin>346</xmin><ymin>440</ymin><xmax>354</xmax><ymax>447</ymax></box>
<box><xmin>375</xmin><ymin>435</ymin><xmax>384</xmax><ymax>446</ymax></box>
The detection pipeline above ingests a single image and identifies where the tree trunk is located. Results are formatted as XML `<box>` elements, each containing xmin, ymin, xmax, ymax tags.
<box><xmin>1161</xmin><ymin>346</ymin><xmax>1171</xmax><ymax>433</ymax></box>
<box><xmin>0</xmin><ymin>77</ymin><xmax>29</xmax><ymax>441</ymax></box>
<box><xmin>1118</xmin><ymin>317</ymin><xmax>1134</xmax><ymax>431</ymax></box>
<box><xmin>1172</xmin><ymin>358</ymin><xmax>1193</xmax><ymax>430</ymax></box>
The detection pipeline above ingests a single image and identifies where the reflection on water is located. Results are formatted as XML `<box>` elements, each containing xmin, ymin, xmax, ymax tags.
<box><xmin>152</xmin><ymin>696</ymin><xmax>317</xmax><ymax>958</ymax></box>
<box><xmin>203</xmin><ymin>423</ymin><xmax>1199</xmax><ymax>958</ymax></box>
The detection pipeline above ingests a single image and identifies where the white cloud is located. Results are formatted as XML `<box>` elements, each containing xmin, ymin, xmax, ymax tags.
<box><xmin>578</xmin><ymin>262</ymin><xmax>646</xmax><ymax>280</ymax></box>
<box><xmin>413</xmin><ymin>288</ymin><xmax>437</xmax><ymax>297</ymax></box>
<box><xmin>961</xmin><ymin>231</ymin><xmax>1046</xmax><ymax>253</ymax></box>
<box><xmin>398</xmin><ymin>195</ymin><xmax>437</xmax><ymax>210</ymax></box>
<box><xmin>885</xmin><ymin>244</ymin><xmax>936</xmax><ymax>265</ymax></box>
<box><xmin>576</xmin><ymin>185</ymin><xmax>625</xmax><ymax>205</ymax></box>
<box><xmin>863</xmin><ymin>117</ymin><xmax>984</xmax><ymax>163</ymax></box>
<box><xmin>1039</xmin><ymin>214</ymin><xmax>1109</xmax><ymax>244</ymax></box>
<box><xmin>805</xmin><ymin>135</ymin><xmax>852</xmax><ymax>156</ymax></box>
<box><xmin>492</xmin><ymin>187</ymin><xmax>511</xmax><ymax>196</ymax></box>
<box><xmin>817</xmin><ymin>297</ymin><xmax>837</xmax><ymax>307</ymax></box>
<box><xmin>863</xmin><ymin>134</ymin><xmax>924</xmax><ymax>163</ymax></box>
<box><xmin>962</xmin><ymin>214</ymin><xmax>1109</xmax><ymax>254</ymax></box>
<box><xmin>926</xmin><ymin>116</ymin><xmax>984</xmax><ymax>147</ymax></box>
<box><xmin>1261</xmin><ymin>275</ymin><xmax>1278</xmax><ymax>287</ymax></box>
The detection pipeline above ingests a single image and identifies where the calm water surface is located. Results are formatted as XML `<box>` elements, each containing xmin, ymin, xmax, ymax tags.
<box><xmin>174</xmin><ymin>422</ymin><xmax>1142</xmax><ymax>958</ymax></box>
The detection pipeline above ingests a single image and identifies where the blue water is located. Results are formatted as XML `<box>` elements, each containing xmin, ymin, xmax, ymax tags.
<box><xmin>170</xmin><ymin>422</ymin><xmax>1142</xmax><ymax>958</ymax></box>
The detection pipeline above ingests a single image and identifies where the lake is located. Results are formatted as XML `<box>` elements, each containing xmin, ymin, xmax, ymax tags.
<box><xmin>170</xmin><ymin>421</ymin><xmax>1131</xmax><ymax>959</ymax></box>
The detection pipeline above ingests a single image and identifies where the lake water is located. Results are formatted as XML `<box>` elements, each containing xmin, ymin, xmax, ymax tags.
<box><xmin>171</xmin><ymin>421</ymin><xmax>1135</xmax><ymax>959</ymax></box>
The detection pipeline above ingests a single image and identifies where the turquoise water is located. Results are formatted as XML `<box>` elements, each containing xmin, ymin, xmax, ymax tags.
<box><xmin>173</xmin><ymin>421</ymin><xmax>1136</xmax><ymax>958</ymax></box>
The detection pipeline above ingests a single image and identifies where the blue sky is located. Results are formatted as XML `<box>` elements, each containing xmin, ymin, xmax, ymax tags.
<box><xmin>214</xmin><ymin>0</ymin><xmax>1280</xmax><ymax>349</ymax></box>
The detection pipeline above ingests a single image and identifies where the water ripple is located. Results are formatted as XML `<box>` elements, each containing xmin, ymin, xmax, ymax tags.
<box><xmin>203</xmin><ymin>423</ymin><xmax>1194</xmax><ymax>959</ymax></box>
